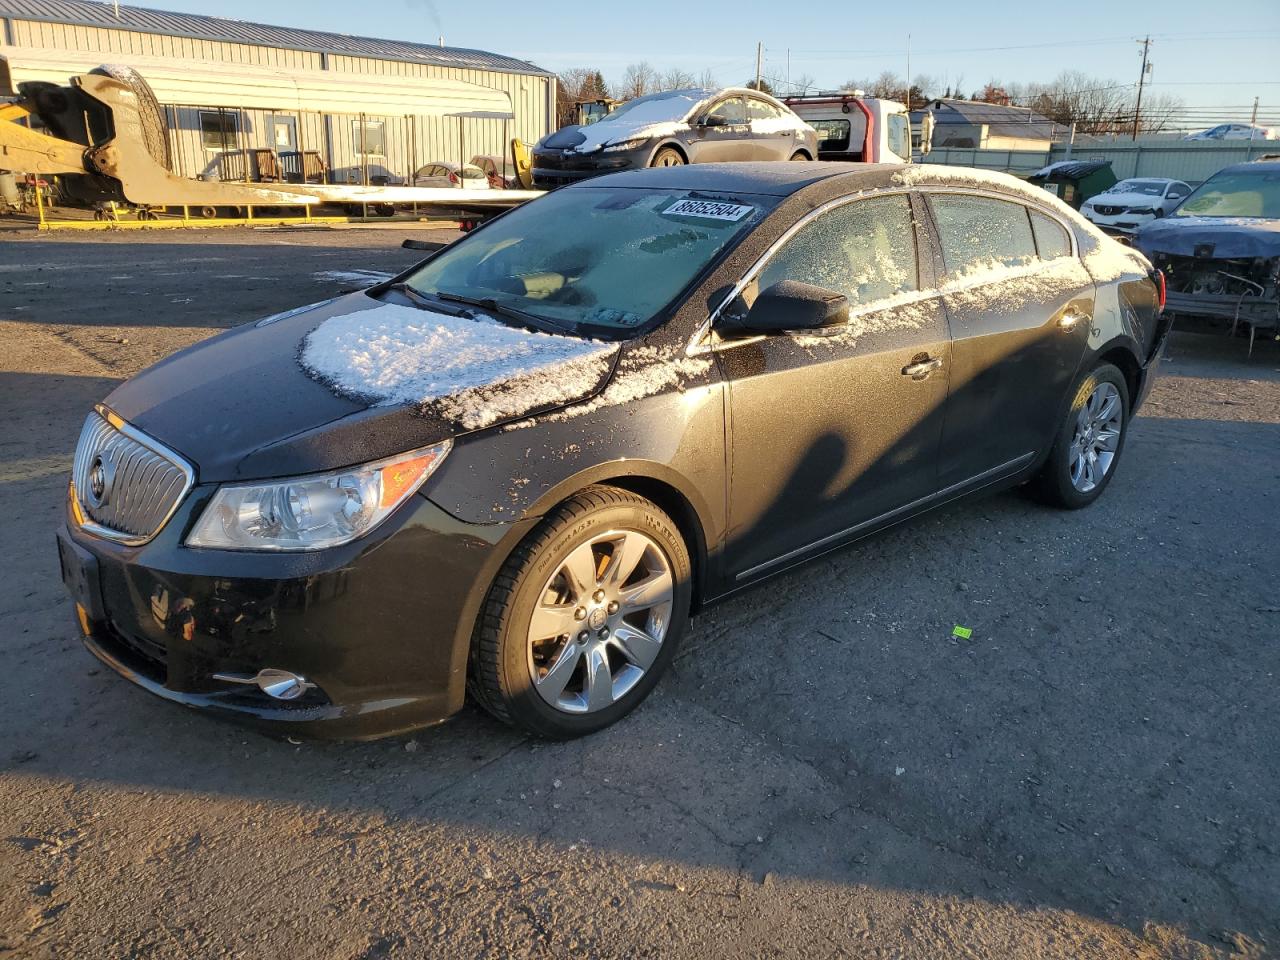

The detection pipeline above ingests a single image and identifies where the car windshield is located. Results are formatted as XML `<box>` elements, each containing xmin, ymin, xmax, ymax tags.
<box><xmin>1172</xmin><ymin>168</ymin><xmax>1280</xmax><ymax>219</ymax></box>
<box><xmin>594</xmin><ymin>89</ymin><xmax>710</xmax><ymax>126</ymax></box>
<box><xmin>1109</xmin><ymin>179</ymin><xmax>1166</xmax><ymax>196</ymax></box>
<box><xmin>399</xmin><ymin>186</ymin><xmax>773</xmax><ymax>338</ymax></box>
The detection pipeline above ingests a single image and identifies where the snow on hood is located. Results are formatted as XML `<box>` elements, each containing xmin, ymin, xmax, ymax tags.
<box><xmin>1083</xmin><ymin>192</ymin><xmax>1165</xmax><ymax>208</ymax></box>
<box><xmin>554</xmin><ymin>90</ymin><xmax>714</xmax><ymax>154</ymax></box>
<box><xmin>1136</xmin><ymin>216</ymin><xmax>1280</xmax><ymax>260</ymax></box>
<box><xmin>300</xmin><ymin>302</ymin><xmax>618</xmax><ymax>431</ymax></box>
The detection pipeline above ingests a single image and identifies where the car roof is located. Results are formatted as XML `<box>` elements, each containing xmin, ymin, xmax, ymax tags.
<box><xmin>1219</xmin><ymin>160</ymin><xmax>1280</xmax><ymax>174</ymax></box>
<box><xmin>579</xmin><ymin>161</ymin><xmax>909</xmax><ymax>197</ymax></box>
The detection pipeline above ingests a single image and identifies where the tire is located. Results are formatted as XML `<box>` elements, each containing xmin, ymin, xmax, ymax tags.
<box><xmin>1028</xmin><ymin>362</ymin><xmax>1130</xmax><ymax>509</ymax></box>
<box><xmin>91</xmin><ymin>65</ymin><xmax>172</xmax><ymax>172</ymax></box>
<box><xmin>650</xmin><ymin>147</ymin><xmax>686</xmax><ymax>168</ymax></box>
<box><xmin>469</xmin><ymin>486</ymin><xmax>692</xmax><ymax>738</ymax></box>
<box><xmin>789</xmin><ymin>151</ymin><xmax>810</xmax><ymax>161</ymax></box>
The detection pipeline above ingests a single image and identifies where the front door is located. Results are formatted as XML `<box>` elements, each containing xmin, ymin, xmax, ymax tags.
<box><xmin>745</xmin><ymin>96</ymin><xmax>795</xmax><ymax>159</ymax></box>
<box><xmin>717</xmin><ymin>192</ymin><xmax>952</xmax><ymax>582</ymax></box>
<box><xmin>690</xmin><ymin>96</ymin><xmax>751</xmax><ymax>163</ymax></box>
<box><xmin>923</xmin><ymin>192</ymin><xmax>1094</xmax><ymax>487</ymax></box>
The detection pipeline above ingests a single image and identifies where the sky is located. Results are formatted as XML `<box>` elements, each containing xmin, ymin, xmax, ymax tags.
<box><xmin>129</xmin><ymin>0</ymin><xmax>1280</xmax><ymax>123</ymax></box>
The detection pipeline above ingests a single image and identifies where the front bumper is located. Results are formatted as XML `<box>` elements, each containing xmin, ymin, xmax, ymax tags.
<box><xmin>1082</xmin><ymin>209</ymin><xmax>1158</xmax><ymax>235</ymax></box>
<box><xmin>530</xmin><ymin>148</ymin><xmax>641</xmax><ymax>189</ymax></box>
<box><xmin>57</xmin><ymin>485</ymin><xmax>534</xmax><ymax>739</ymax></box>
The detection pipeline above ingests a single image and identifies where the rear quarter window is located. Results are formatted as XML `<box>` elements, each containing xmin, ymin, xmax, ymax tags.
<box><xmin>1030</xmin><ymin>211</ymin><xmax>1072</xmax><ymax>260</ymax></box>
<box><xmin>930</xmin><ymin>194</ymin><xmax>1037</xmax><ymax>278</ymax></box>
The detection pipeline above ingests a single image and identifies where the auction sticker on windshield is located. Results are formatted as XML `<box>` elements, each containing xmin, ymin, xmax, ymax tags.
<box><xmin>662</xmin><ymin>199</ymin><xmax>755</xmax><ymax>221</ymax></box>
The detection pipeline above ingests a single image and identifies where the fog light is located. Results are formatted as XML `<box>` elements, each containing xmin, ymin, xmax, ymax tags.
<box><xmin>213</xmin><ymin>668</ymin><xmax>315</xmax><ymax>701</ymax></box>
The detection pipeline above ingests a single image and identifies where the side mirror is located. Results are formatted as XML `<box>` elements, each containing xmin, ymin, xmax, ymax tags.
<box><xmin>701</xmin><ymin>114</ymin><xmax>730</xmax><ymax>128</ymax></box>
<box><xmin>723</xmin><ymin>280</ymin><xmax>850</xmax><ymax>335</ymax></box>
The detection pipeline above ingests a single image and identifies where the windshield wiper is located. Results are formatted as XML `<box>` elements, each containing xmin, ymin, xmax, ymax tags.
<box><xmin>385</xmin><ymin>281</ymin><xmax>468</xmax><ymax>314</ymax></box>
<box><xmin>434</xmin><ymin>291</ymin><xmax>573</xmax><ymax>334</ymax></box>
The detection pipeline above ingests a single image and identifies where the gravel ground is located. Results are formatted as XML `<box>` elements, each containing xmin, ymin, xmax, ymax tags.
<box><xmin>1</xmin><ymin>228</ymin><xmax>1277</xmax><ymax>959</ymax></box>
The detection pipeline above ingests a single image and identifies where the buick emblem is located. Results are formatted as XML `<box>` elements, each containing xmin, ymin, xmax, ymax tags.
<box><xmin>87</xmin><ymin>454</ymin><xmax>115</xmax><ymax>508</ymax></box>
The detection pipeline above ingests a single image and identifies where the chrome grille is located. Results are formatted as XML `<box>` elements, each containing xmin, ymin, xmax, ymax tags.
<box><xmin>71</xmin><ymin>408</ymin><xmax>194</xmax><ymax>545</ymax></box>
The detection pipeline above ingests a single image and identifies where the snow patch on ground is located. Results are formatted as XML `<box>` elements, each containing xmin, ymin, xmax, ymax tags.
<box><xmin>312</xmin><ymin>269</ymin><xmax>394</xmax><ymax>287</ymax></box>
<box><xmin>300</xmin><ymin>302</ymin><xmax>616</xmax><ymax>429</ymax></box>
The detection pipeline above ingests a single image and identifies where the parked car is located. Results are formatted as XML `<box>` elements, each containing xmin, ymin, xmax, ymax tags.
<box><xmin>471</xmin><ymin>154</ymin><xmax>516</xmax><ymax>189</ymax></box>
<box><xmin>1183</xmin><ymin>123</ymin><xmax>1278</xmax><ymax>142</ymax></box>
<box><xmin>411</xmin><ymin>161</ymin><xmax>490</xmax><ymax>190</ymax></box>
<box><xmin>58</xmin><ymin>162</ymin><xmax>1165</xmax><ymax>740</ymax></box>
<box><xmin>1080</xmin><ymin>178</ymin><xmax>1193</xmax><ymax>234</ymax></box>
<box><xmin>1136</xmin><ymin>160</ymin><xmax>1280</xmax><ymax>351</ymax></box>
<box><xmin>531</xmin><ymin>87</ymin><xmax>817</xmax><ymax>189</ymax></box>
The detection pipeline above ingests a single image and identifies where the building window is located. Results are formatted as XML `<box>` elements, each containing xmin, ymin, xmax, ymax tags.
<box><xmin>200</xmin><ymin>111</ymin><xmax>239</xmax><ymax>151</ymax></box>
<box><xmin>353</xmin><ymin>119</ymin><xmax>386</xmax><ymax>156</ymax></box>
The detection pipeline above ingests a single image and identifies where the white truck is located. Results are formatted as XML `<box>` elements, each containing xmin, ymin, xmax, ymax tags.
<box><xmin>781</xmin><ymin>93</ymin><xmax>929</xmax><ymax>164</ymax></box>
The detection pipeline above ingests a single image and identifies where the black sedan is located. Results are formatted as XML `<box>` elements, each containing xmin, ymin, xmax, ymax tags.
<box><xmin>57</xmin><ymin>163</ymin><xmax>1168</xmax><ymax>740</ymax></box>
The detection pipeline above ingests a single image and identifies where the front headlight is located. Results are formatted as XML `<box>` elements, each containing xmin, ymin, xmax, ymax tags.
<box><xmin>187</xmin><ymin>441</ymin><xmax>451</xmax><ymax>551</ymax></box>
<box><xmin>602</xmin><ymin>137</ymin><xmax>652</xmax><ymax>153</ymax></box>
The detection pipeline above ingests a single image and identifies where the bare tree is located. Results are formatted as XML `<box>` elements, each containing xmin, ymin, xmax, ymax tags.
<box><xmin>697</xmin><ymin>68</ymin><xmax>719</xmax><ymax>90</ymax></box>
<box><xmin>620</xmin><ymin>62</ymin><xmax>658</xmax><ymax>100</ymax></box>
<box><xmin>657</xmin><ymin>67</ymin><xmax>697</xmax><ymax>92</ymax></box>
<box><xmin>556</xmin><ymin>68</ymin><xmax>611</xmax><ymax>127</ymax></box>
<box><xmin>1002</xmin><ymin>71</ymin><xmax>1186</xmax><ymax>137</ymax></box>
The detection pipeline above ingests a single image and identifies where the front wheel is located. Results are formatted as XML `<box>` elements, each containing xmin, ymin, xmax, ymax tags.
<box><xmin>650</xmin><ymin>147</ymin><xmax>686</xmax><ymax>168</ymax></box>
<box><xmin>1028</xmin><ymin>363</ymin><xmax>1130</xmax><ymax>509</ymax></box>
<box><xmin>789</xmin><ymin>151</ymin><xmax>810</xmax><ymax>161</ymax></box>
<box><xmin>469</xmin><ymin>486</ymin><xmax>692</xmax><ymax>738</ymax></box>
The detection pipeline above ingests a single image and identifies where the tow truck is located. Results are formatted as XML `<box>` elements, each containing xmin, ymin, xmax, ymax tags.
<box><xmin>781</xmin><ymin>92</ymin><xmax>930</xmax><ymax>164</ymax></box>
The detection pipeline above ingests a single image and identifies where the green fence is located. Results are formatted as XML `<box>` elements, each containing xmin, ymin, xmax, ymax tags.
<box><xmin>922</xmin><ymin>138</ymin><xmax>1272</xmax><ymax>185</ymax></box>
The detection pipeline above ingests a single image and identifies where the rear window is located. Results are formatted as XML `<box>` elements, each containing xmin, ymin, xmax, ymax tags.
<box><xmin>931</xmin><ymin>194</ymin><xmax>1037</xmax><ymax>278</ymax></box>
<box><xmin>461</xmin><ymin>165</ymin><xmax>487</xmax><ymax>180</ymax></box>
<box><xmin>811</xmin><ymin>119</ymin><xmax>851</xmax><ymax>151</ymax></box>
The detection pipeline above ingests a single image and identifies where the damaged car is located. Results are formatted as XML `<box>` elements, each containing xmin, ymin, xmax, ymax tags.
<box><xmin>57</xmin><ymin>163</ymin><xmax>1165</xmax><ymax>741</ymax></box>
<box><xmin>531</xmin><ymin>87</ymin><xmax>817</xmax><ymax>189</ymax></box>
<box><xmin>1136</xmin><ymin>160</ymin><xmax>1280</xmax><ymax>353</ymax></box>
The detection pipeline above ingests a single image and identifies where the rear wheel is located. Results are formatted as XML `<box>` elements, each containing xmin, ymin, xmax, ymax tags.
<box><xmin>470</xmin><ymin>487</ymin><xmax>691</xmax><ymax>738</ymax></box>
<box><xmin>789</xmin><ymin>151</ymin><xmax>810</xmax><ymax>161</ymax></box>
<box><xmin>650</xmin><ymin>147</ymin><xmax>686</xmax><ymax>168</ymax></box>
<box><xmin>1029</xmin><ymin>363</ymin><xmax>1129</xmax><ymax>509</ymax></box>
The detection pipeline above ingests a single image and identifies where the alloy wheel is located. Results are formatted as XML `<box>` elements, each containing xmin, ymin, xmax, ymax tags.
<box><xmin>527</xmin><ymin>530</ymin><xmax>674</xmax><ymax>714</ymax></box>
<box><xmin>1069</xmin><ymin>382</ymin><xmax>1123</xmax><ymax>493</ymax></box>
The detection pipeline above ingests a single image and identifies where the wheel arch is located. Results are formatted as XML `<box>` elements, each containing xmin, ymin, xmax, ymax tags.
<box><xmin>1092</xmin><ymin>339</ymin><xmax>1144</xmax><ymax>409</ymax></box>
<box><xmin>648</xmin><ymin>140</ymin><xmax>689</xmax><ymax>165</ymax></box>
<box><xmin>790</xmin><ymin>148</ymin><xmax>813</xmax><ymax>161</ymax></box>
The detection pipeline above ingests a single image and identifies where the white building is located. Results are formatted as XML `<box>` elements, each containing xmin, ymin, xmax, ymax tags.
<box><xmin>0</xmin><ymin>0</ymin><xmax>554</xmax><ymax>184</ymax></box>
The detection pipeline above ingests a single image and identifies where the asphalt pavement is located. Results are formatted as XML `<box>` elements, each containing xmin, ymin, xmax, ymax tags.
<box><xmin>1</xmin><ymin>227</ymin><xmax>1276</xmax><ymax>959</ymax></box>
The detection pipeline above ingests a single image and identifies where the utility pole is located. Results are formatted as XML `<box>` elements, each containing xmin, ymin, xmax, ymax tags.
<box><xmin>906</xmin><ymin>34</ymin><xmax>911</xmax><ymax>111</ymax></box>
<box><xmin>1132</xmin><ymin>36</ymin><xmax>1151</xmax><ymax>141</ymax></box>
<box><xmin>755</xmin><ymin>42</ymin><xmax>763</xmax><ymax>92</ymax></box>
<box><xmin>1251</xmin><ymin>96</ymin><xmax>1260</xmax><ymax>125</ymax></box>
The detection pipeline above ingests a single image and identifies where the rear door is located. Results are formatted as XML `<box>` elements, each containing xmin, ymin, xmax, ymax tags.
<box><xmin>716</xmin><ymin>192</ymin><xmax>952</xmax><ymax>582</ymax></box>
<box><xmin>691</xmin><ymin>96</ymin><xmax>751</xmax><ymax>162</ymax></box>
<box><xmin>923</xmin><ymin>191</ymin><xmax>1094</xmax><ymax>487</ymax></box>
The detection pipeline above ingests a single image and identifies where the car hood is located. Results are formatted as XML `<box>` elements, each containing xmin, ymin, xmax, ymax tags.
<box><xmin>1135</xmin><ymin>216</ymin><xmax>1280</xmax><ymax>259</ymax></box>
<box><xmin>539</xmin><ymin>91</ymin><xmax>714</xmax><ymax>154</ymax></box>
<box><xmin>1086</xmin><ymin>192</ymin><xmax>1165</xmax><ymax>208</ymax></box>
<box><xmin>104</xmin><ymin>292</ymin><xmax>619</xmax><ymax>483</ymax></box>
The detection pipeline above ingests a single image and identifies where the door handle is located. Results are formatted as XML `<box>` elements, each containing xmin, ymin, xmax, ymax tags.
<box><xmin>1058</xmin><ymin>308</ymin><xmax>1091</xmax><ymax>329</ymax></box>
<box><xmin>901</xmin><ymin>356</ymin><xmax>943</xmax><ymax>381</ymax></box>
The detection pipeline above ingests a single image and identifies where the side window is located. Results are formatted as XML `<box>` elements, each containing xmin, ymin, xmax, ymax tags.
<box><xmin>811</xmin><ymin>119</ymin><xmax>850</xmax><ymax>151</ymax></box>
<box><xmin>747</xmin><ymin>99</ymin><xmax>783</xmax><ymax>121</ymax></box>
<box><xmin>756</xmin><ymin>194</ymin><xmax>918</xmax><ymax>306</ymax></box>
<box><xmin>930</xmin><ymin>194</ymin><xmax>1037</xmax><ymax>278</ymax></box>
<box><xmin>707</xmin><ymin>97</ymin><xmax>748</xmax><ymax>125</ymax></box>
<box><xmin>1030</xmin><ymin>210</ymin><xmax>1072</xmax><ymax>260</ymax></box>
<box><xmin>886</xmin><ymin>114</ymin><xmax>910</xmax><ymax>160</ymax></box>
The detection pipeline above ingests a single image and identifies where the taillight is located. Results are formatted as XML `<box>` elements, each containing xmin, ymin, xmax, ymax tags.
<box><xmin>448</xmin><ymin>171</ymin><xmax>459</xmax><ymax>184</ymax></box>
<box><xmin>1154</xmin><ymin>269</ymin><xmax>1167</xmax><ymax>311</ymax></box>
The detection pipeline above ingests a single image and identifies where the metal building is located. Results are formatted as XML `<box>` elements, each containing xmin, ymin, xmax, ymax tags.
<box><xmin>0</xmin><ymin>0</ymin><xmax>554</xmax><ymax>185</ymax></box>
